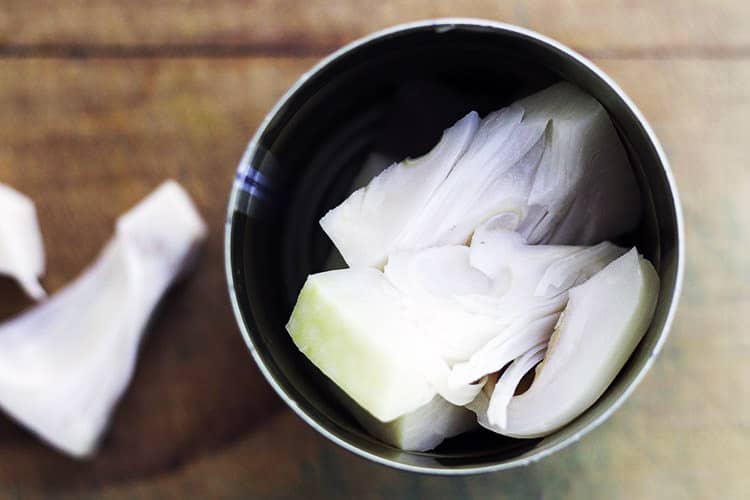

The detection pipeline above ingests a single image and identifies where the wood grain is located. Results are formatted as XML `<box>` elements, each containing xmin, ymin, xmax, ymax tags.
<box><xmin>0</xmin><ymin>54</ymin><xmax>747</xmax><ymax>498</ymax></box>
<box><xmin>0</xmin><ymin>57</ymin><xmax>314</xmax><ymax>489</ymax></box>
<box><xmin>0</xmin><ymin>1</ymin><xmax>748</xmax><ymax>56</ymax></box>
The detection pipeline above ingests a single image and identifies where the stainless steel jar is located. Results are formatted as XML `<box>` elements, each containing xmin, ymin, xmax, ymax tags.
<box><xmin>225</xmin><ymin>19</ymin><xmax>684</xmax><ymax>474</ymax></box>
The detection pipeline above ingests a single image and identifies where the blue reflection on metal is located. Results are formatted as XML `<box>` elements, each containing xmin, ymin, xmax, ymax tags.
<box><xmin>234</xmin><ymin>168</ymin><xmax>270</xmax><ymax>200</ymax></box>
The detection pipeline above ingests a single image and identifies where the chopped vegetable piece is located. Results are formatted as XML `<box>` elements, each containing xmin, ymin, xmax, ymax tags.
<box><xmin>0</xmin><ymin>181</ymin><xmax>207</xmax><ymax>457</ymax></box>
<box><xmin>0</xmin><ymin>183</ymin><xmax>46</xmax><ymax>300</ymax></box>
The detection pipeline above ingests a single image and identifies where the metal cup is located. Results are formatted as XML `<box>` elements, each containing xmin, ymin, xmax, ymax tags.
<box><xmin>225</xmin><ymin>19</ymin><xmax>684</xmax><ymax>474</ymax></box>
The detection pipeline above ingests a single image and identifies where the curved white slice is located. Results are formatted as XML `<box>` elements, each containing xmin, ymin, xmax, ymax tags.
<box><xmin>321</xmin><ymin>153</ymin><xmax>398</xmax><ymax>272</ymax></box>
<box><xmin>385</xmin><ymin>246</ymin><xmax>492</xmax><ymax>300</ymax></box>
<box><xmin>395</xmin><ymin>108</ymin><xmax>547</xmax><ymax>250</ymax></box>
<box><xmin>467</xmin><ymin>224</ymin><xmax>626</xmax><ymax>307</ymax></box>
<box><xmin>464</xmin><ymin>343</ymin><xmax>546</xmax><ymax>433</ymax></box>
<box><xmin>469</xmin><ymin>225</ymin><xmax>579</xmax><ymax>286</ymax></box>
<box><xmin>384</xmin><ymin>246</ymin><xmax>512</xmax><ymax>364</ymax></box>
<box><xmin>449</xmin><ymin>312</ymin><xmax>558</xmax><ymax>388</ymax></box>
<box><xmin>384</xmin><ymin>246</ymin><xmax>501</xmax><ymax>363</ymax></box>
<box><xmin>0</xmin><ymin>183</ymin><xmax>46</xmax><ymax>300</ymax></box>
<box><xmin>535</xmin><ymin>242</ymin><xmax>629</xmax><ymax>297</ymax></box>
<box><xmin>448</xmin><ymin>226</ymin><xmax>626</xmax><ymax>390</ymax></box>
<box><xmin>516</xmin><ymin>82</ymin><xmax>641</xmax><ymax>245</ymax></box>
<box><xmin>320</xmin><ymin>111</ymin><xmax>480</xmax><ymax>268</ymax></box>
<box><xmin>495</xmin><ymin>248</ymin><xmax>659</xmax><ymax>438</ymax></box>
<box><xmin>0</xmin><ymin>181</ymin><xmax>207</xmax><ymax>457</ymax></box>
<box><xmin>486</xmin><ymin>343</ymin><xmax>546</xmax><ymax>428</ymax></box>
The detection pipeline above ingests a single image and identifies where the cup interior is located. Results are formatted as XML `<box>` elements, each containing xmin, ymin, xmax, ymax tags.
<box><xmin>227</xmin><ymin>21</ymin><xmax>682</xmax><ymax>473</ymax></box>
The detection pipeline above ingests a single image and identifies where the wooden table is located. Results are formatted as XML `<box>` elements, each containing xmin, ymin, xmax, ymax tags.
<box><xmin>0</xmin><ymin>2</ymin><xmax>747</xmax><ymax>498</ymax></box>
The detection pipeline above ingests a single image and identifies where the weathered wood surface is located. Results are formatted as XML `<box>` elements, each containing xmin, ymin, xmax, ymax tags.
<box><xmin>0</xmin><ymin>2</ymin><xmax>747</xmax><ymax>498</ymax></box>
<box><xmin>1</xmin><ymin>1</ymin><xmax>748</xmax><ymax>56</ymax></box>
<box><xmin>0</xmin><ymin>58</ymin><xmax>304</xmax><ymax>489</ymax></box>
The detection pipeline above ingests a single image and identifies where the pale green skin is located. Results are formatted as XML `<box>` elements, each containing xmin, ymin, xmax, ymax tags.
<box><xmin>343</xmin><ymin>394</ymin><xmax>477</xmax><ymax>452</ymax></box>
<box><xmin>286</xmin><ymin>268</ymin><xmax>435</xmax><ymax>423</ymax></box>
